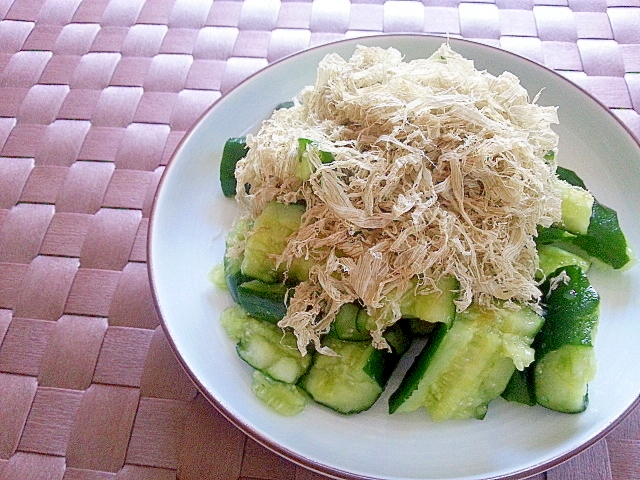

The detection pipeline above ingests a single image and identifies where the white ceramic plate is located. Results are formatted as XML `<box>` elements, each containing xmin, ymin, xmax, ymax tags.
<box><xmin>148</xmin><ymin>35</ymin><xmax>640</xmax><ymax>480</ymax></box>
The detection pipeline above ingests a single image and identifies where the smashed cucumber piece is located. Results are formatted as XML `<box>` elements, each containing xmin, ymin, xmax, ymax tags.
<box><xmin>533</xmin><ymin>265</ymin><xmax>600</xmax><ymax>413</ymax></box>
<box><xmin>348</xmin><ymin>276</ymin><xmax>458</xmax><ymax>340</ymax></box>
<box><xmin>223</xmin><ymin>217</ymin><xmax>252</xmax><ymax>303</ymax></box>
<box><xmin>236</xmin><ymin>317</ymin><xmax>311</xmax><ymax>384</ymax></box>
<box><xmin>296</xmin><ymin>138</ymin><xmax>335</xmax><ymax>181</ymax></box>
<box><xmin>220</xmin><ymin>137</ymin><xmax>249</xmax><ymax>197</ymax></box>
<box><xmin>534</xmin><ymin>345</ymin><xmax>596</xmax><ymax>413</ymax></box>
<box><xmin>220</xmin><ymin>306</ymin><xmax>311</xmax><ymax>384</ymax></box>
<box><xmin>537</xmin><ymin>244</ymin><xmax>591</xmax><ymax>279</ymax></box>
<box><xmin>251</xmin><ymin>370</ymin><xmax>307</xmax><ymax>416</ymax></box>
<box><xmin>235</xmin><ymin>280</ymin><xmax>288</xmax><ymax>324</ymax></box>
<box><xmin>299</xmin><ymin>335</ymin><xmax>405</xmax><ymax>414</ymax></box>
<box><xmin>400</xmin><ymin>275</ymin><xmax>458</xmax><ymax>327</ymax></box>
<box><xmin>220</xmin><ymin>305</ymin><xmax>252</xmax><ymax>342</ymax></box>
<box><xmin>554</xmin><ymin>167</ymin><xmax>630</xmax><ymax>269</ymax></box>
<box><xmin>389</xmin><ymin>303</ymin><xmax>544</xmax><ymax>421</ymax></box>
<box><xmin>241</xmin><ymin>202</ymin><xmax>313</xmax><ymax>283</ymax></box>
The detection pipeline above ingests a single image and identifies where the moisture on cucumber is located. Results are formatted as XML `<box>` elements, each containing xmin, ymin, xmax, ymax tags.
<box><xmin>389</xmin><ymin>303</ymin><xmax>544</xmax><ymax>421</ymax></box>
<box><xmin>251</xmin><ymin>370</ymin><xmax>307</xmax><ymax>416</ymax></box>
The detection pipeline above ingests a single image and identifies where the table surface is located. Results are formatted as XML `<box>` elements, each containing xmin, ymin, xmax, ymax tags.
<box><xmin>0</xmin><ymin>0</ymin><xmax>639</xmax><ymax>479</ymax></box>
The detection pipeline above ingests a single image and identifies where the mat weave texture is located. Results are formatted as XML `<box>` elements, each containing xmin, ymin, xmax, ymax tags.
<box><xmin>1</xmin><ymin>0</ymin><xmax>639</xmax><ymax>479</ymax></box>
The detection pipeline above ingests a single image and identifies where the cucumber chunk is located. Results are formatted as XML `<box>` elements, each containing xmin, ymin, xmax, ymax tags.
<box><xmin>501</xmin><ymin>368</ymin><xmax>536</xmax><ymax>406</ymax></box>
<box><xmin>400</xmin><ymin>276</ymin><xmax>458</xmax><ymax>327</ymax></box>
<box><xmin>537</xmin><ymin>265</ymin><xmax>599</xmax><ymax>354</ymax></box>
<box><xmin>251</xmin><ymin>370</ymin><xmax>307</xmax><ymax>416</ymax></box>
<box><xmin>389</xmin><ymin>303</ymin><xmax>544</xmax><ymax>421</ymax></box>
<box><xmin>553</xmin><ymin>167</ymin><xmax>630</xmax><ymax>269</ymax></box>
<box><xmin>352</xmin><ymin>276</ymin><xmax>456</xmax><ymax>341</ymax></box>
<box><xmin>241</xmin><ymin>202</ymin><xmax>311</xmax><ymax>283</ymax></box>
<box><xmin>274</xmin><ymin>100</ymin><xmax>295</xmax><ymax>110</ymax></box>
<box><xmin>534</xmin><ymin>345</ymin><xmax>596</xmax><ymax>413</ymax></box>
<box><xmin>534</xmin><ymin>265</ymin><xmax>599</xmax><ymax>413</ymax></box>
<box><xmin>299</xmin><ymin>336</ymin><xmax>401</xmax><ymax>414</ymax></box>
<box><xmin>559</xmin><ymin>181</ymin><xmax>594</xmax><ymax>236</ymax></box>
<box><xmin>220</xmin><ymin>305</ymin><xmax>252</xmax><ymax>342</ymax></box>
<box><xmin>235</xmin><ymin>315</ymin><xmax>311</xmax><ymax>384</ymax></box>
<box><xmin>573</xmin><ymin>201</ymin><xmax>630</xmax><ymax>269</ymax></box>
<box><xmin>296</xmin><ymin>138</ymin><xmax>335</xmax><ymax>181</ymax></box>
<box><xmin>332</xmin><ymin>303</ymin><xmax>370</xmax><ymax>341</ymax></box>
<box><xmin>220</xmin><ymin>137</ymin><xmax>249</xmax><ymax>197</ymax></box>
<box><xmin>236</xmin><ymin>280</ymin><xmax>288</xmax><ymax>323</ymax></box>
<box><xmin>537</xmin><ymin>244</ymin><xmax>591</xmax><ymax>279</ymax></box>
<box><xmin>224</xmin><ymin>218</ymin><xmax>252</xmax><ymax>303</ymax></box>
<box><xmin>208</xmin><ymin>263</ymin><xmax>227</xmax><ymax>290</ymax></box>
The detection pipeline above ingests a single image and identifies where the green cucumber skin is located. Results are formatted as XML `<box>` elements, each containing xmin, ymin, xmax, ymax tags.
<box><xmin>224</xmin><ymin>257</ymin><xmax>248</xmax><ymax>304</ymax></box>
<box><xmin>362</xmin><ymin>348</ymin><xmax>392</xmax><ymax>388</ymax></box>
<box><xmin>536</xmin><ymin>226</ymin><xmax>575</xmax><ymax>246</ymax></box>
<box><xmin>241</xmin><ymin>202</ymin><xmax>307</xmax><ymax>284</ymax></box>
<box><xmin>382</xmin><ymin>321</ymin><xmax>412</xmax><ymax>357</ymax></box>
<box><xmin>235</xmin><ymin>280</ymin><xmax>288</xmax><ymax>324</ymax></box>
<box><xmin>556</xmin><ymin>166</ymin><xmax>586</xmax><ymax>189</ymax></box>
<box><xmin>274</xmin><ymin>100</ymin><xmax>295</xmax><ymax>110</ymax></box>
<box><xmin>553</xmin><ymin>166</ymin><xmax>629</xmax><ymax>269</ymax></box>
<box><xmin>388</xmin><ymin>322</ymin><xmax>448</xmax><ymax>414</ymax></box>
<box><xmin>537</xmin><ymin>244</ymin><xmax>590</xmax><ymax>279</ymax></box>
<box><xmin>532</xmin><ymin>265</ymin><xmax>599</xmax><ymax>413</ymax></box>
<box><xmin>332</xmin><ymin>303</ymin><xmax>370</xmax><ymax>341</ymax></box>
<box><xmin>220</xmin><ymin>137</ymin><xmax>249</xmax><ymax>197</ymax></box>
<box><xmin>574</xmin><ymin>201</ymin><xmax>629</xmax><ymax>269</ymax></box>
<box><xmin>299</xmin><ymin>337</ymin><xmax>391</xmax><ymax>414</ymax></box>
<box><xmin>235</xmin><ymin>316</ymin><xmax>311</xmax><ymax>384</ymax></box>
<box><xmin>251</xmin><ymin>370</ymin><xmax>307</xmax><ymax>416</ymax></box>
<box><xmin>537</xmin><ymin>265</ymin><xmax>600</xmax><ymax>356</ymax></box>
<box><xmin>501</xmin><ymin>368</ymin><xmax>536</xmax><ymax>406</ymax></box>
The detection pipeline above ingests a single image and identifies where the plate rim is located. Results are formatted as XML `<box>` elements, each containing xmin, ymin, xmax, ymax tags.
<box><xmin>147</xmin><ymin>33</ymin><xmax>640</xmax><ymax>480</ymax></box>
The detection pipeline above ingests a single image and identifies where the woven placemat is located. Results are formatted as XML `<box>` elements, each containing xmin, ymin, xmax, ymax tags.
<box><xmin>1</xmin><ymin>0</ymin><xmax>639</xmax><ymax>479</ymax></box>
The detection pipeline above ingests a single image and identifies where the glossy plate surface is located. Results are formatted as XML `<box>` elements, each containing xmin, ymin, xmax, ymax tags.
<box><xmin>148</xmin><ymin>35</ymin><xmax>640</xmax><ymax>480</ymax></box>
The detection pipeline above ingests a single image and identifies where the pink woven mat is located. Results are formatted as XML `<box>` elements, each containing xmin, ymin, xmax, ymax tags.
<box><xmin>1</xmin><ymin>0</ymin><xmax>639</xmax><ymax>479</ymax></box>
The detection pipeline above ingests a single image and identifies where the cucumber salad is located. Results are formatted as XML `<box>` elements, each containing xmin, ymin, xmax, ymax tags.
<box><xmin>214</xmin><ymin>43</ymin><xmax>633</xmax><ymax>420</ymax></box>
